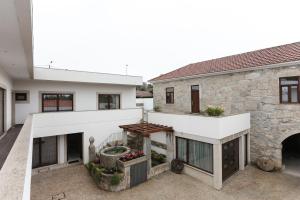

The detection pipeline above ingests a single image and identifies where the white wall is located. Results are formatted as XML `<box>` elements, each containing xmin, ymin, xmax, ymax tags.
<box><xmin>0</xmin><ymin>67</ymin><xmax>13</xmax><ymax>131</ymax></box>
<box><xmin>13</xmin><ymin>80</ymin><xmax>137</xmax><ymax>124</ymax></box>
<box><xmin>148</xmin><ymin>112</ymin><xmax>250</xmax><ymax>140</ymax></box>
<box><xmin>32</xmin><ymin>108</ymin><xmax>143</xmax><ymax>163</ymax></box>
<box><xmin>34</xmin><ymin>67</ymin><xmax>142</xmax><ymax>86</ymax></box>
<box><xmin>136</xmin><ymin>98</ymin><xmax>153</xmax><ymax>111</ymax></box>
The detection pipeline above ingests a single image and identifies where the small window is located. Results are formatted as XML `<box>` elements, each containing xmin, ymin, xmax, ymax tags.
<box><xmin>42</xmin><ymin>93</ymin><xmax>73</xmax><ymax>112</ymax></box>
<box><xmin>98</xmin><ymin>94</ymin><xmax>120</xmax><ymax>110</ymax></box>
<box><xmin>166</xmin><ymin>87</ymin><xmax>174</xmax><ymax>104</ymax></box>
<box><xmin>15</xmin><ymin>91</ymin><xmax>29</xmax><ymax>103</ymax></box>
<box><xmin>280</xmin><ymin>77</ymin><xmax>300</xmax><ymax>103</ymax></box>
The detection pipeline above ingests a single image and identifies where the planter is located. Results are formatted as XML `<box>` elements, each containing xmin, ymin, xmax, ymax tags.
<box><xmin>117</xmin><ymin>155</ymin><xmax>147</xmax><ymax>169</ymax></box>
<box><xmin>97</xmin><ymin>172</ymin><xmax>126</xmax><ymax>192</ymax></box>
<box><xmin>99</xmin><ymin>146</ymin><xmax>130</xmax><ymax>169</ymax></box>
<box><xmin>149</xmin><ymin>162</ymin><xmax>170</xmax><ymax>178</ymax></box>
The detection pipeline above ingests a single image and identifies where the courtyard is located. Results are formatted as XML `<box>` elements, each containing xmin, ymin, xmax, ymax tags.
<box><xmin>31</xmin><ymin>165</ymin><xmax>300</xmax><ymax>200</ymax></box>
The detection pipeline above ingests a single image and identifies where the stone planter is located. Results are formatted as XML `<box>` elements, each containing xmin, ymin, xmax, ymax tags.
<box><xmin>99</xmin><ymin>146</ymin><xmax>130</xmax><ymax>169</ymax></box>
<box><xmin>97</xmin><ymin>172</ymin><xmax>126</xmax><ymax>192</ymax></box>
<box><xmin>149</xmin><ymin>162</ymin><xmax>170</xmax><ymax>178</ymax></box>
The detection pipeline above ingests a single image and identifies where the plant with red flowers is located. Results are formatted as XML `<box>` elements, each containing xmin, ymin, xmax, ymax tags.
<box><xmin>119</xmin><ymin>150</ymin><xmax>144</xmax><ymax>162</ymax></box>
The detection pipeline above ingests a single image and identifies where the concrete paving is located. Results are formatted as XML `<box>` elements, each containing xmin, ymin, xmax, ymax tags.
<box><xmin>31</xmin><ymin>165</ymin><xmax>300</xmax><ymax>200</ymax></box>
<box><xmin>0</xmin><ymin>125</ymin><xmax>23</xmax><ymax>170</ymax></box>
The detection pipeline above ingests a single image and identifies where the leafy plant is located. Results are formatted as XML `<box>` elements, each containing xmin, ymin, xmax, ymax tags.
<box><xmin>205</xmin><ymin>105</ymin><xmax>224</xmax><ymax>116</ymax></box>
<box><xmin>111</xmin><ymin>173</ymin><xmax>121</xmax><ymax>185</ymax></box>
<box><xmin>151</xmin><ymin>150</ymin><xmax>166</xmax><ymax>167</ymax></box>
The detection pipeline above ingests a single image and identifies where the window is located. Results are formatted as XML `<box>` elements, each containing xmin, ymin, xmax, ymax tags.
<box><xmin>42</xmin><ymin>93</ymin><xmax>73</xmax><ymax>112</ymax></box>
<box><xmin>15</xmin><ymin>91</ymin><xmax>29</xmax><ymax>103</ymax></box>
<box><xmin>98</xmin><ymin>94</ymin><xmax>120</xmax><ymax>110</ymax></box>
<box><xmin>176</xmin><ymin>137</ymin><xmax>213</xmax><ymax>173</ymax></box>
<box><xmin>166</xmin><ymin>87</ymin><xmax>174</xmax><ymax>104</ymax></box>
<box><xmin>280</xmin><ymin>77</ymin><xmax>300</xmax><ymax>103</ymax></box>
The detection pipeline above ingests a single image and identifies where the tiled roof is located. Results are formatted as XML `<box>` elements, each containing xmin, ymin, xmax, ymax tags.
<box><xmin>150</xmin><ymin>42</ymin><xmax>300</xmax><ymax>82</ymax></box>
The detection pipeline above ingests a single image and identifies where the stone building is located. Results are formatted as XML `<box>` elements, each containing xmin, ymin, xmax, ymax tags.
<box><xmin>150</xmin><ymin>42</ymin><xmax>300</xmax><ymax>169</ymax></box>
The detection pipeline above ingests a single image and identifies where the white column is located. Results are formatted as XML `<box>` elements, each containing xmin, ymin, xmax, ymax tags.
<box><xmin>239</xmin><ymin>135</ymin><xmax>245</xmax><ymax>170</ymax></box>
<box><xmin>58</xmin><ymin>135</ymin><xmax>66</xmax><ymax>164</ymax></box>
<box><xmin>122</xmin><ymin>130</ymin><xmax>127</xmax><ymax>146</ymax></box>
<box><xmin>166</xmin><ymin>132</ymin><xmax>174</xmax><ymax>163</ymax></box>
<box><xmin>143</xmin><ymin>137</ymin><xmax>151</xmax><ymax>173</ymax></box>
<box><xmin>213</xmin><ymin>142</ymin><xmax>222</xmax><ymax>190</ymax></box>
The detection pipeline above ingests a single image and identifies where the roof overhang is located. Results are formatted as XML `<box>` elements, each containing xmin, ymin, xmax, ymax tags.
<box><xmin>0</xmin><ymin>0</ymin><xmax>33</xmax><ymax>80</ymax></box>
<box><xmin>34</xmin><ymin>67</ymin><xmax>143</xmax><ymax>86</ymax></box>
<box><xmin>150</xmin><ymin>60</ymin><xmax>300</xmax><ymax>84</ymax></box>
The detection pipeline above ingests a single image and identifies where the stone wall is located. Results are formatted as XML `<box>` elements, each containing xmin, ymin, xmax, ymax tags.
<box><xmin>153</xmin><ymin>65</ymin><xmax>300</xmax><ymax>168</ymax></box>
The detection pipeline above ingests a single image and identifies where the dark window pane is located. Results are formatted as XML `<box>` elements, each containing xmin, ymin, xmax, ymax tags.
<box><xmin>99</xmin><ymin>94</ymin><xmax>120</xmax><ymax>110</ymax></box>
<box><xmin>291</xmin><ymin>86</ymin><xmax>298</xmax><ymax>103</ymax></box>
<box><xmin>43</xmin><ymin>94</ymin><xmax>58</xmax><ymax>112</ymax></box>
<box><xmin>177</xmin><ymin>138</ymin><xmax>187</xmax><ymax>162</ymax></box>
<box><xmin>191</xmin><ymin>85</ymin><xmax>199</xmax><ymax>91</ymax></box>
<box><xmin>109</xmin><ymin>95</ymin><xmax>120</xmax><ymax>109</ymax></box>
<box><xmin>188</xmin><ymin>140</ymin><xmax>213</xmax><ymax>173</ymax></box>
<box><xmin>166</xmin><ymin>87</ymin><xmax>174</xmax><ymax>104</ymax></box>
<box><xmin>280</xmin><ymin>78</ymin><xmax>298</xmax><ymax>85</ymax></box>
<box><xmin>281</xmin><ymin>87</ymin><xmax>289</xmax><ymax>103</ymax></box>
<box><xmin>15</xmin><ymin>93</ymin><xmax>27</xmax><ymax>101</ymax></box>
<box><xmin>166</xmin><ymin>87</ymin><xmax>174</xmax><ymax>92</ymax></box>
<box><xmin>59</xmin><ymin>94</ymin><xmax>73</xmax><ymax>111</ymax></box>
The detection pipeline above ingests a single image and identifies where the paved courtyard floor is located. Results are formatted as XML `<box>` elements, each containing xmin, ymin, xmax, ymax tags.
<box><xmin>31</xmin><ymin>164</ymin><xmax>300</xmax><ymax>200</ymax></box>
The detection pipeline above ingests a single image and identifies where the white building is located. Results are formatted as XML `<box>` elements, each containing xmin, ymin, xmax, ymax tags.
<box><xmin>0</xmin><ymin>0</ymin><xmax>250</xmax><ymax>199</ymax></box>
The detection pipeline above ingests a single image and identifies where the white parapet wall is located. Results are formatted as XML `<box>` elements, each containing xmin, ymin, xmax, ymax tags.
<box><xmin>148</xmin><ymin>112</ymin><xmax>250</xmax><ymax>140</ymax></box>
<box><xmin>34</xmin><ymin>67</ymin><xmax>143</xmax><ymax>86</ymax></box>
<box><xmin>33</xmin><ymin>108</ymin><xmax>143</xmax><ymax>163</ymax></box>
<box><xmin>0</xmin><ymin>116</ymin><xmax>33</xmax><ymax>200</ymax></box>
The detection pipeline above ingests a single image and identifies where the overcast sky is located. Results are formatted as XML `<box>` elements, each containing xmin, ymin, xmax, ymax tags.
<box><xmin>33</xmin><ymin>0</ymin><xmax>300</xmax><ymax>81</ymax></box>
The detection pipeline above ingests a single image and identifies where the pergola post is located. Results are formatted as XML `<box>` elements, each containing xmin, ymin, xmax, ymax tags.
<box><xmin>143</xmin><ymin>136</ymin><xmax>151</xmax><ymax>173</ymax></box>
<box><xmin>166</xmin><ymin>132</ymin><xmax>174</xmax><ymax>164</ymax></box>
<box><xmin>122</xmin><ymin>130</ymin><xmax>127</xmax><ymax>146</ymax></box>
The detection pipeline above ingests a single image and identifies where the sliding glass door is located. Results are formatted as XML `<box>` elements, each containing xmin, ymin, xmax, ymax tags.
<box><xmin>32</xmin><ymin>136</ymin><xmax>58</xmax><ymax>168</ymax></box>
<box><xmin>176</xmin><ymin>137</ymin><xmax>213</xmax><ymax>173</ymax></box>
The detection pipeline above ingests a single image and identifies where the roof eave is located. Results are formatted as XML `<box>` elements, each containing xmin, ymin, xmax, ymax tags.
<box><xmin>149</xmin><ymin>60</ymin><xmax>300</xmax><ymax>84</ymax></box>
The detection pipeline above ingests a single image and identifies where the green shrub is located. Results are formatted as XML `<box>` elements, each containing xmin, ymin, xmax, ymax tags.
<box><xmin>111</xmin><ymin>173</ymin><xmax>121</xmax><ymax>185</ymax></box>
<box><xmin>205</xmin><ymin>106</ymin><xmax>224</xmax><ymax>116</ymax></box>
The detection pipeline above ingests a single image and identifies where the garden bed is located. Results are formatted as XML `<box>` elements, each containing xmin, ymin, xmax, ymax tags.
<box><xmin>151</xmin><ymin>150</ymin><xmax>166</xmax><ymax>167</ymax></box>
<box><xmin>86</xmin><ymin>162</ymin><xmax>126</xmax><ymax>192</ymax></box>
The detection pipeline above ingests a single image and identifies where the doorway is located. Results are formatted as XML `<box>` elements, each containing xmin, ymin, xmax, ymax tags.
<box><xmin>67</xmin><ymin>133</ymin><xmax>83</xmax><ymax>163</ymax></box>
<box><xmin>0</xmin><ymin>88</ymin><xmax>5</xmax><ymax>135</ymax></box>
<box><xmin>191</xmin><ymin>85</ymin><xmax>200</xmax><ymax>113</ymax></box>
<box><xmin>282</xmin><ymin>134</ymin><xmax>300</xmax><ymax>176</ymax></box>
<box><xmin>222</xmin><ymin>138</ymin><xmax>239</xmax><ymax>181</ymax></box>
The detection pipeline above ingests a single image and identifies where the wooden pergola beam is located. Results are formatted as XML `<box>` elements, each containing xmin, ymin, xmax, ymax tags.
<box><xmin>119</xmin><ymin>122</ymin><xmax>174</xmax><ymax>137</ymax></box>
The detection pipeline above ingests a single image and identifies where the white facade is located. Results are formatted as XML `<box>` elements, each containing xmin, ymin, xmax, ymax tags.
<box><xmin>148</xmin><ymin>111</ymin><xmax>250</xmax><ymax>190</ymax></box>
<box><xmin>34</xmin><ymin>67</ymin><xmax>142</xmax><ymax>86</ymax></box>
<box><xmin>148</xmin><ymin>112</ymin><xmax>250</xmax><ymax>140</ymax></box>
<box><xmin>136</xmin><ymin>98</ymin><xmax>154</xmax><ymax>111</ymax></box>
<box><xmin>14</xmin><ymin>80</ymin><xmax>138</xmax><ymax>124</ymax></box>
<box><xmin>33</xmin><ymin>109</ymin><xmax>142</xmax><ymax>163</ymax></box>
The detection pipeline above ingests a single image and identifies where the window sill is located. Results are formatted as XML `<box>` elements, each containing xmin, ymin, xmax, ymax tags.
<box><xmin>184</xmin><ymin>164</ymin><xmax>214</xmax><ymax>176</ymax></box>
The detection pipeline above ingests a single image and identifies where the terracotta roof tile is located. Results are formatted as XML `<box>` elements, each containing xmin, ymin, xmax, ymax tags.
<box><xmin>150</xmin><ymin>42</ymin><xmax>300</xmax><ymax>82</ymax></box>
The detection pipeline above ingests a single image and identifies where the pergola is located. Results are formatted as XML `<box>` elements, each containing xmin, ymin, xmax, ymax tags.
<box><xmin>119</xmin><ymin>122</ymin><xmax>174</xmax><ymax>173</ymax></box>
<box><xmin>119</xmin><ymin>123</ymin><xmax>173</xmax><ymax>137</ymax></box>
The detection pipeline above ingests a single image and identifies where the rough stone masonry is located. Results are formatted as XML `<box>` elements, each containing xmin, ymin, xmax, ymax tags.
<box><xmin>153</xmin><ymin>65</ymin><xmax>300</xmax><ymax>168</ymax></box>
